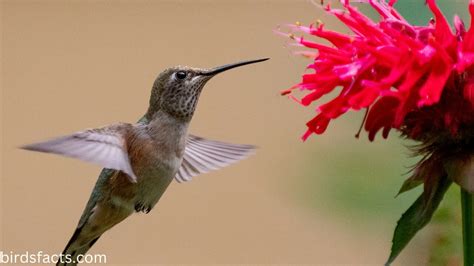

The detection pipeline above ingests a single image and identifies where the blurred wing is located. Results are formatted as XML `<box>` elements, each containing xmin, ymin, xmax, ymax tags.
<box><xmin>21</xmin><ymin>123</ymin><xmax>137</xmax><ymax>182</ymax></box>
<box><xmin>175</xmin><ymin>134</ymin><xmax>256</xmax><ymax>183</ymax></box>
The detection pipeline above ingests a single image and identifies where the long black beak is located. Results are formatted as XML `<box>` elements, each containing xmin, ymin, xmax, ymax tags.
<box><xmin>201</xmin><ymin>58</ymin><xmax>269</xmax><ymax>76</ymax></box>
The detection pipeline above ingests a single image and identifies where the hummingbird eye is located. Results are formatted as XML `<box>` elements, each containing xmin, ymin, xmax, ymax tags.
<box><xmin>175</xmin><ymin>71</ymin><xmax>187</xmax><ymax>80</ymax></box>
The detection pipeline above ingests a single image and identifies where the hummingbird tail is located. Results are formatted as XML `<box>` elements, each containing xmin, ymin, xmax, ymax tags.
<box><xmin>56</xmin><ymin>226</ymin><xmax>102</xmax><ymax>266</ymax></box>
<box><xmin>57</xmin><ymin>199</ymin><xmax>133</xmax><ymax>266</ymax></box>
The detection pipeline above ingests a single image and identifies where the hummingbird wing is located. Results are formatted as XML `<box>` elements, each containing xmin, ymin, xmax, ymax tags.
<box><xmin>21</xmin><ymin>123</ymin><xmax>138</xmax><ymax>182</ymax></box>
<box><xmin>175</xmin><ymin>135</ymin><xmax>256</xmax><ymax>182</ymax></box>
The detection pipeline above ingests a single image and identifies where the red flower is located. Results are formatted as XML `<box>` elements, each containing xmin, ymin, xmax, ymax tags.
<box><xmin>281</xmin><ymin>0</ymin><xmax>474</xmax><ymax>142</ymax></box>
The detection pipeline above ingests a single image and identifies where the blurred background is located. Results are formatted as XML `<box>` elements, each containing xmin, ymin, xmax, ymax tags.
<box><xmin>1</xmin><ymin>0</ymin><xmax>469</xmax><ymax>265</ymax></box>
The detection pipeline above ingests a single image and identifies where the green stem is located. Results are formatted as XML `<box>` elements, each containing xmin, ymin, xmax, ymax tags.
<box><xmin>461</xmin><ymin>188</ymin><xmax>474</xmax><ymax>266</ymax></box>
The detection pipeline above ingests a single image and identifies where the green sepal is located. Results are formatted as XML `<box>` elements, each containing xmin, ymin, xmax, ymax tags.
<box><xmin>397</xmin><ymin>176</ymin><xmax>423</xmax><ymax>196</ymax></box>
<box><xmin>444</xmin><ymin>157</ymin><xmax>474</xmax><ymax>193</ymax></box>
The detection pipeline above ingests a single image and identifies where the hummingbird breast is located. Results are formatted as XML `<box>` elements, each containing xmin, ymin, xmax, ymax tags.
<box><xmin>123</xmin><ymin>113</ymin><xmax>188</xmax><ymax>212</ymax></box>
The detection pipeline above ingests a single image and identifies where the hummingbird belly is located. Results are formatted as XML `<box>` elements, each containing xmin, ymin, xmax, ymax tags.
<box><xmin>132</xmin><ymin>154</ymin><xmax>182</xmax><ymax>213</ymax></box>
<box><xmin>120</xmin><ymin>122</ymin><xmax>186</xmax><ymax>213</ymax></box>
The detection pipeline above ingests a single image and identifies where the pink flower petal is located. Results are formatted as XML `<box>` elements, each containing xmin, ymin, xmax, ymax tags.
<box><xmin>463</xmin><ymin>0</ymin><xmax>474</xmax><ymax>51</ymax></box>
<box><xmin>349</xmin><ymin>81</ymin><xmax>381</xmax><ymax>109</ymax></box>
<box><xmin>417</xmin><ymin>39</ymin><xmax>453</xmax><ymax>107</ymax></box>
<box><xmin>280</xmin><ymin>0</ymin><xmax>474</xmax><ymax>141</ymax></box>
<box><xmin>306</xmin><ymin>114</ymin><xmax>331</xmax><ymax>136</ymax></box>
<box><xmin>426</xmin><ymin>0</ymin><xmax>456</xmax><ymax>48</ymax></box>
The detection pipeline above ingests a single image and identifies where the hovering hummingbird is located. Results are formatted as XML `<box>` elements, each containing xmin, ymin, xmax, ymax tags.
<box><xmin>22</xmin><ymin>58</ymin><xmax>268</xmax><ymax>266</ymax></box>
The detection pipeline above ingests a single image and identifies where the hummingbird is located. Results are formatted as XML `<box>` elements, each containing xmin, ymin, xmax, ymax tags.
<box><xmin>22</xmin><ymin>58</ymin><xmax>268</xmax><ymax>266</ymax></box>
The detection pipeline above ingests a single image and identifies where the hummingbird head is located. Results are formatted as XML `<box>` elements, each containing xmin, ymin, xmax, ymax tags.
<box><xmin>147</xmin><ymin>58</ymin><xmax>269</xmax><ymax>121</ymax></box>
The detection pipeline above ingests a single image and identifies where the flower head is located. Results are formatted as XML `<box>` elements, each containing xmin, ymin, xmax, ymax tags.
<box><xmin>282</xmin><ymin>0</ymin><xmax>474</xmax><ymax>144</ymax></box>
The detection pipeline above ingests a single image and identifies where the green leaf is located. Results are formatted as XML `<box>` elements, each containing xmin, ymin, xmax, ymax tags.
<box><xmin>386</xmin><ymin>175</ymin><xmax>452</xmax><ymax>265</ymax></box>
